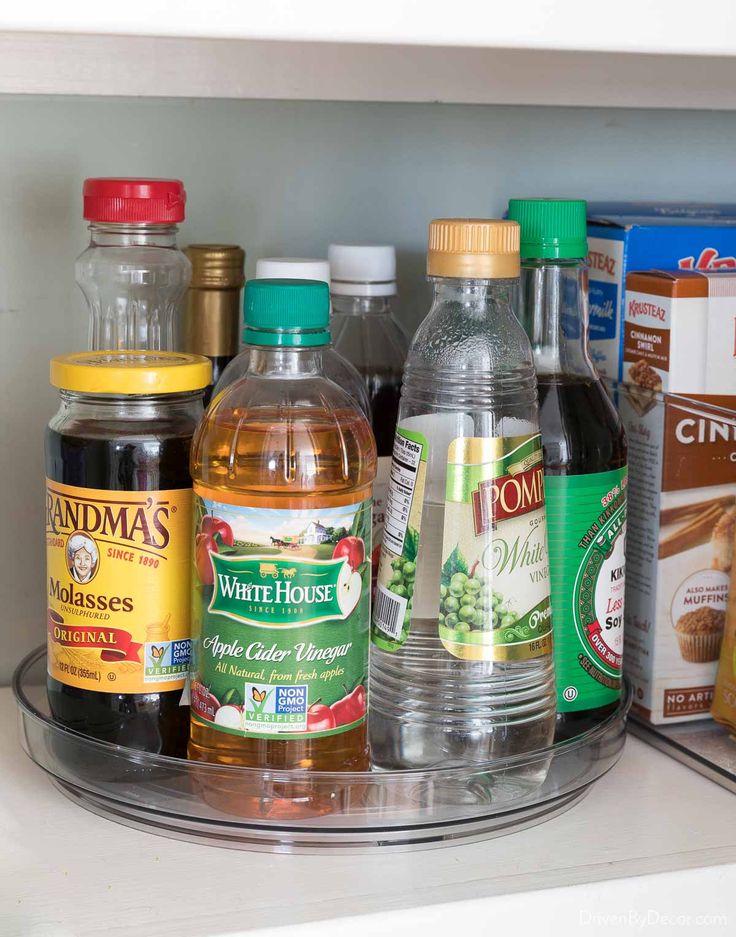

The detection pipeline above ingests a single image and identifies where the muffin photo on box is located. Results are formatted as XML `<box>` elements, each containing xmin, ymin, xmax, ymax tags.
<box><xmin>628</xmin><ymin>358</ymin><xmax>663</xmax><ymax>392</ymax></box>
<box><xmin>674</xmin><ymin>607</ymin><xmax>725</xmax><ymax>663</ymax></box>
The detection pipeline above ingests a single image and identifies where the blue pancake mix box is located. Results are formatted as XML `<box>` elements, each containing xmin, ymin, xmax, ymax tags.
<box><xmin>587</xmin><ymin>202</ymin><xmax>736</xmax><ymax>379</ymax></box>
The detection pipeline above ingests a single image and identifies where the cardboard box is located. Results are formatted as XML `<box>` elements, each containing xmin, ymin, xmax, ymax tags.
<box><xmin>587</xmin><ymin>202</ymin><xmax>736</xmax><ymax>380</ymax></box>
<box><xmin>620</xmin><ymin>389</ymin><xmax>736</xmax><ymax>723</ymax></box>
<box><xmin>624</xmin><ymin>270</ymin><xmax>736</xmax><ymax>396</ymax></box>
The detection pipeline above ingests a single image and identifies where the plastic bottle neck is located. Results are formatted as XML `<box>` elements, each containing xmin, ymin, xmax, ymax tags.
<box><xmin>330</xmin><ymin>294</ymin><xmax>394</xmax><ymax>317</ymax></box>
<box><xmin>430</xmin><ymin>276</ymin><xmax>516</xmax><ymax>312</ymax></box>
<box><xmin>244</xmin><ymin>344</ymin><xmax>324</xmax><ymax>377</ymax></box>
<box><xmin>87</xmin><ymin>222</ymin><xmax>180</xmax><ymax>248</ymax></box>
<box><xmin>519</xmin><ymin>259</ymin><xmax>596</xmax><ymax>378</ymax></box>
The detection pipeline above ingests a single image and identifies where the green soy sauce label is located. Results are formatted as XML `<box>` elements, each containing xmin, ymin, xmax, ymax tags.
<box><xmin>545</xmin><ymin>468</ymin><xmax>627</xmax><ymax>712</ymax></box>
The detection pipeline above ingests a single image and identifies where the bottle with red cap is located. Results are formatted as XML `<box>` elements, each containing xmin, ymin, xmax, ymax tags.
<box><xmin>77</xmin><ymin>178</ymin><xmax>191</xmax><ymax>350</ymax></box>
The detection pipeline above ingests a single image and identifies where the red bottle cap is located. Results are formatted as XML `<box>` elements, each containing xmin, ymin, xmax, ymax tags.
<box><xmin>83</xmin><ymin>178</ymin><xmax>186</xmax><ymax>224</ymax></box>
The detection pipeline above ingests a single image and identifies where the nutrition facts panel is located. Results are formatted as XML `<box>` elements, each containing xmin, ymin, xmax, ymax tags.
<box><xmin>383</xmin><ymin>431</ymin><xmax>424</xmax><ymax>555</ymax></box>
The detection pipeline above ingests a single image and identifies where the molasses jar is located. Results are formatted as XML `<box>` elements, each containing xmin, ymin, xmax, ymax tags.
<box><xmin>46</xmin><ymin>351</ymin><xmax>211</xmax><ymax>756</ymax></box>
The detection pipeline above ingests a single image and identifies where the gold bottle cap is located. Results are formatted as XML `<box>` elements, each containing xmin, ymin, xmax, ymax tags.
<box><xmin>427</xmin><ymin>219</ymin><xmax>520</xmax><ymax>279</ymax></box>
<box><xmin>185</xmin><ymin>244</ymin><xmax>245</xmax><ymax>290</ymax></box>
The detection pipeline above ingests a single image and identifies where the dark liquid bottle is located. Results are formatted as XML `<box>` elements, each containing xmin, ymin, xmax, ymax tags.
<box><xmin>537</xmin><ymin>374</ymin><xmax>627</xmax><ymax>740</ymax></box>
<box><xmin>328</xmin><ymin>244</ymin><xmax>409</xmax><ymax>581</ymax></box>
<box><xmin>46</xmin><ymin>354</ymin><xmax>208</xmax><ymax>758</ymax></box>
<box><xmin>510</xmin><ymin>199</ymin><xmax>628</xmax><ymax>742</ymax></box>
<box><xmin>362</xmin><ymin>369</ymin><xmax>404</xmax><ymax>457</ymax></box>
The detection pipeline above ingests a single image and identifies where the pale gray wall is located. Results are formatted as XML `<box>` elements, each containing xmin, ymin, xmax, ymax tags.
<box><xmin>2</xmin><ymin>94</ymin><xmax>735</xmax><ymax>682</ymax></box>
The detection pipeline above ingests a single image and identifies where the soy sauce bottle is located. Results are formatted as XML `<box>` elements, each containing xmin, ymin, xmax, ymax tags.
<box><xmin>508</xmin><ymin>199</ymin><xmax>628</xmax><ymax>741</ymax></box>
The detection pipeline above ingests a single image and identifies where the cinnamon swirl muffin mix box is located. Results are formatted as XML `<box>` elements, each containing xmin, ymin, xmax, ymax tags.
<box><xmin>623</xmin><ymin>270</ymin><xmax>736</xmax><ymax>396</ymax></box>
<box><xmin>618</xmin><ymin>270</ymin><xmax>736</xmax><ymax>722</ymax></box>
<box><xmin>587</xmin><ymin>202</ymin><xmax>736</xmax><ymax>380</ymax></box>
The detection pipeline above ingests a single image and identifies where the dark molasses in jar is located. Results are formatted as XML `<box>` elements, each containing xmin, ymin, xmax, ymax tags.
<box><xmin>45</xmin><ymin>351</ymin><xmax>211</xmax><ymax>756</ymax></box>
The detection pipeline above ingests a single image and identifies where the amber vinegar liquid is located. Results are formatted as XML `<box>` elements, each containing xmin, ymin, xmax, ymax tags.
<box><xmin>188</xmin><ymin>382</ymin><xmax>375</xmax><ymax>817</ymax></box>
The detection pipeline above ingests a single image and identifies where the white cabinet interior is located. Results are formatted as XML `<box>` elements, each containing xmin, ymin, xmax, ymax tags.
<box><xmin>2</xmin><ymin>94</ymin><xmax>735</xmax><ymax>682</ymax></box>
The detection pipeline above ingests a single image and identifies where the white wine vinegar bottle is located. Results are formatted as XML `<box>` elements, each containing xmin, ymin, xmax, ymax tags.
<box><xmin>370</xmin><ymin>219</ymin><xmax>556</xmax><ymax>774</ymax></box>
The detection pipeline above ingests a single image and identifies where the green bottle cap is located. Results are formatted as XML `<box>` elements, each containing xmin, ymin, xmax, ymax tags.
<box><xmin>507</xmin><ymin>198</ymin><xmax>588</xmax><ymax>260</ymax></box>
<box><xmin>243</xmin><ymin>278</ymin><xmax>330</xmax><ymax>347</ymax></box>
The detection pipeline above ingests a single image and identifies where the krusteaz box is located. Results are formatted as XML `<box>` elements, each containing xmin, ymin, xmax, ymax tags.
<box><xmin>587</xmin><ymin>202</ymin><xmax>736</xmax><ymax>380</ymax></box>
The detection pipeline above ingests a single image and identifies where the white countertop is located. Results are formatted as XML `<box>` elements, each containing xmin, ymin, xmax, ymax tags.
<box><xmin>2</xmin><ymin>687</ymin><xmax>735</xmax><ymax>937</ymax></box>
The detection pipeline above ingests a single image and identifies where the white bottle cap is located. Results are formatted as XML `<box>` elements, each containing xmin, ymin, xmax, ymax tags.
<box><xmin>328</xmin><ymin>244</ymin><xmax>397</xmax><ymax>297</ymax></box>
<box><xmin>255</xmin><ymin>257</ymin><xmax>330</xmax><ymax>284</ymax></box>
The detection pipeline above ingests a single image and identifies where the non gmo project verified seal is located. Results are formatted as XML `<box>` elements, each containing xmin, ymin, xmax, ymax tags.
<box><xmin>244</xmin><ymin>682</ymin><xmax>308</xmax><ymax>732</ymax></box>
<box><xmin>144</xmin><ymin>639</ymin><xmax>190</xmax><ymax>683</ymax></box>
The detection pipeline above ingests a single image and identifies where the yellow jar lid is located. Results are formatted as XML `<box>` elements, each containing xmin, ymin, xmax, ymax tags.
<box><xmin>50</xmin><ymin>351</ymin><xmax>212</xmax><ymax>395</ymax></box>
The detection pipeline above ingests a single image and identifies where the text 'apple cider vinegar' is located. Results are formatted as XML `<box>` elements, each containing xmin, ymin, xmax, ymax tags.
<box><xmin>188</xmin><ymin>279</ymin><xmax>376</xmax><ymax>812</ymax></box>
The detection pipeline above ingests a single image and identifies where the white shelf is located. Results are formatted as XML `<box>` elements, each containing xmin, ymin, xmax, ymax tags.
<box><xmin>2</xmin><ymin>2</ymin><xmax>736</xmax><ymax>107</ymax></box>
<box><xmin>3</xmin><ymin>685</ymin><xmax>736</xmax><ymax>937</ymax></box>
<box><xmin>3</xmin><ymin>1</ymin><xmax>736</xmax><ymax>54</ymax></box>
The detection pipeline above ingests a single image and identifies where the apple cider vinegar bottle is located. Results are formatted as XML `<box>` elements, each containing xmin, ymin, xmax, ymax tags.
<box><xmin>188</xmin><ymin>279</ymin><xmax>376</xmax><ymax>784</ymax></box>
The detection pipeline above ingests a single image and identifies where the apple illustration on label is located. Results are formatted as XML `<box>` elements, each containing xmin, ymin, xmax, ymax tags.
<box><xmin>332</xmin><ymin>536</ymin><xmax>364</xmax><ymax>571</ymax></box>
<box><xmin>213</xmin><ymin>704</ymin><xmax>243</xmax><ymax>731</ymax></box>
<box><xmin>201</xmin><ymin>514</ymin><xmax>234</xmax><ymax>546</ymax></box>
<box><xmin>195</xmin><ymin>532</ymin><xmax>217</xmax><ymax>585</ymax></box>
<box><xmin>337</xmin><ymin>563</ymin><xmax>362</xmax><ymax>617</ymax></box>
<box><xmin>333</xmin><ymin>536</ymin><xmax>364</xmax><ymax>618</ymax></box>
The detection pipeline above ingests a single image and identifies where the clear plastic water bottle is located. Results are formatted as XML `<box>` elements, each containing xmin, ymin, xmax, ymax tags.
<box><xmin>76</xmin><ymin>178</ymin><xmax>191</xmax><ymax>351</ymax></box>
<box><xmin>214</xmin><ymin>257</ymin><xmax>370</xmax><ymax>416</ymax></box>
<box><xmin>370</xmin><ymin>219</ymin><xmax>556</xmax><ymax>775</ymax></box>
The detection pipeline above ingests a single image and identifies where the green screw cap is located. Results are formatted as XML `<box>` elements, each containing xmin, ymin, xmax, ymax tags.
<box><xmin>507</xmin><ymin>198</ymin><xmax>588</xmax><ymax>260</ymax></box>
<box><xmin>244</xmin><ymin>278</ymin><xmax>330</xmax><ymax>347</ymax></box>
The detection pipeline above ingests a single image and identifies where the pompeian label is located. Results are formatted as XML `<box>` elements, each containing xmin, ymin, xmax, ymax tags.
<box><xmin>438</xmin><ymin>434</ymin><xmax>553</xmax><ymax>662</ymax></box>
<box><xmin>191</xmin><ymin>492</ymin><xmax>371</xmax><ymax>738</ymax></box>
<box><xmin>545</xmin><ymin>468</ymin><xmax>628</xmax><ymax>712</ymax></box>
<box><xmin>46</xmin><ymin>480</ymin><xmax>193</xmax><ymax>694</ymax></box>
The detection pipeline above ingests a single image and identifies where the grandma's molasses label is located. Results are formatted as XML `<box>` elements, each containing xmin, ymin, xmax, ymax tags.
<box><xmin>46</xmin><ymin>480</ymin><xmax>192</xmax><ymax>693</ymax></box>
<box><xmin>190</xmin><ymin>491</ymin><xmax>371</xmax><ymax>739</ymax></box>
<box><xmin>438</xmin><ymin>434</ymin><xmax>553</xmax><ymax>662</ymax></box>
<box><xmin>545</xmin><ymin>468</ymin><xmax>627</xmax><ymax>711</ymax></box>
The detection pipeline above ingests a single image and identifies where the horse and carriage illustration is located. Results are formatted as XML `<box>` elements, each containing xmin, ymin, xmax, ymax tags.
<box><xmin>259</xmin><ymin>563</ymin><xmax>297</xmax><ymax>580</ymax></box>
